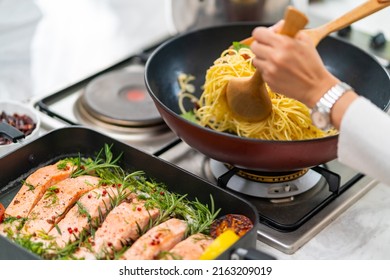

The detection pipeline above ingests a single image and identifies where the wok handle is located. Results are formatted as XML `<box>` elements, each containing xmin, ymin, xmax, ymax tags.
<box><xmin>0</xmin><ymin>122</ymin><xmax>25</xmax><ymax>143</ymax></box>
<box><xmin>230</xmin><ymin>247</ymin><xmax>277</xmax><ymax>260</ymax></box>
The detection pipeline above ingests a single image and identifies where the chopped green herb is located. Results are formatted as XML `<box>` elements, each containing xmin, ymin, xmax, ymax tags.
<box><xmin>181</xmin><ymin>110</ymin><xmax>197</xmax><ymax>123</ymax></box>
<box><xmin>232</xmin><ymin>41</ymin><xmax>250</xmax><ymax>51</ymax></box>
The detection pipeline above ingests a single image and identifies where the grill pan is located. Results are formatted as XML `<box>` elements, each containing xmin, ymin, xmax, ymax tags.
<box><xmin>0</xmin><ymin>126</ymin><xmax>273</xmax><ymax>260</ymax></box>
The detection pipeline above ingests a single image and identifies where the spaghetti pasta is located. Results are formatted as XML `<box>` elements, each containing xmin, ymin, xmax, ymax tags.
<box><xmin>178</xmin><ymin>47</ymin><xmax>337</xmax><ymax>141</ymax></box>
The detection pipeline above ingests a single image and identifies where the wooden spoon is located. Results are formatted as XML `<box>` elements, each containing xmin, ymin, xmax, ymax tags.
<box><xmin>225</xmin><ymin>7</ymin><xmax>308</xmax><ymax>122</ymax></box>
<box><xmin>225</xmin><ymin>6</ymin><xmax>309</xmax><ymax>122</ymax></box>
<box><xmin>238</xmin><ymin>0</ymin><xmax>390</xmax><ymax>48</ymax></box>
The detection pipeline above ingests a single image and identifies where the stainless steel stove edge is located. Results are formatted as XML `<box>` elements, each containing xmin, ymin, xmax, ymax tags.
<box><xmin>256</xmin><ymin>176</ymin><xmax>378</xmax><ymax>255</ymax></box>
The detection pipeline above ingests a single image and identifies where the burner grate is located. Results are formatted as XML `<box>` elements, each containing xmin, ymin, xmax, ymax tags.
<box><xmin>213</xmin><ymin>164</ymin><xmax>365</xmax><ymax>232</ymax></box>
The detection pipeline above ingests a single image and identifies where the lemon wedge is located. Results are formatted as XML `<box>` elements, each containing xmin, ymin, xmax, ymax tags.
<box><xmin>199</xmin><ymin>229</ymin><xmax>239</xmax><ymax>260</ymax></box>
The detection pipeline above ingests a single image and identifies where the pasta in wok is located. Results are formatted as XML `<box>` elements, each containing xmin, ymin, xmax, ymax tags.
<box><xmin>178</xmin><ymin>46</ymin><xmax>337</xmax><ymax>141</ymax></box>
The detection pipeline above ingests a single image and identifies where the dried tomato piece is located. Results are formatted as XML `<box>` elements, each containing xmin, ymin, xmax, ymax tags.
<box><xmin>0</xmin><ymin>203</ymin><xmax>5</xmax><ymax>223</ymax></box>
<box><xmin>210</xmin><ymin>214</ymin><xmax>253</xmax><ymax>239</ymax></box>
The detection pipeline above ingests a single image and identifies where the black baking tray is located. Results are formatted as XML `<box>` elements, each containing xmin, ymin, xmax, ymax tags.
<box><xmin>0</xmin><ymin>126</ymin><xmax>273</xmax><ymax>260</ymax></box>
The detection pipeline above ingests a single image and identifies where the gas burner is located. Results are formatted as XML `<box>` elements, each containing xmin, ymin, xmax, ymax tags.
<box><xmin>210</xmin><ymin>159</ymin><xmax>322</xmax><ymax>199</ymax></box>
<box><xmin>75</xmin><ymin>65</ymin><xmax>167</xmax><ymax>134</ymax></box>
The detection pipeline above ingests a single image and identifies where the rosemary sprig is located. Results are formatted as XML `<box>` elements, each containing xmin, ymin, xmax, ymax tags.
<box><xmin>71</xmin><ymin>144</ymin><xmax>123</xmax><ymax>179</ymax></box>
<box><xmin>43</xmin><ymin>185</ymin><xmax>59</xmax><ymax>207</ymax></box>
<box><xmin>56</xmin><ymin>159</ymin><xmax>72</xmax><ymax>170</ymax></box>
<box><xmin>21</xmin><ymin>180</ymin><xmax>35</xmax><ymax>192</ymax></box>
<box><xmin>183</xmin><ymin>196</ymin><xmax>220</xmax><ymax>235</ymax></box>
<box><xmin>133</xmin><ymin>176</ymin><xmax>220</xmax><ymax>236</ymax></box>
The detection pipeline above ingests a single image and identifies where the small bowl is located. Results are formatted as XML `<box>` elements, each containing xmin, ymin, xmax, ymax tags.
<box><xmin>0</xmin><ymin>100</ymin><xmax>41</xmax><ymax>157</ymax></box>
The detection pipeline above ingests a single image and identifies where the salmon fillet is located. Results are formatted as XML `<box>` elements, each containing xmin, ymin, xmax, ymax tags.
<box><xmin>50</xmin><ymin>185</ymin><xmax>122</xmax><ymax>247</ymax></box>
<box><xmin>159</xmin><ymin>233</ymin><xmax>214</xmax><ymax>260</ymax></box>
<box><xmin>22</xmin><ymin>175</ymin><xmax>100</xmax><ymax>235</ymax></box>
<box><xmin>5</xmin><ymin>161</ymin><xmax>75</xmax><ymax>218</ymax></box>
<box><xmin>121</xmin><ymin>218</ymin><xmax>187</xmax><ymax>260</ymax></box>
<box><xmin>75</xmin><ymin>199</ymin><xmax>160</xmax><ymax>259</ymax></box>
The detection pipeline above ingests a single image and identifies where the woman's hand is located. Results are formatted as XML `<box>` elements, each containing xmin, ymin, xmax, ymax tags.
<box><xmin>251</xmin><ymin>21</ymin><xmax>358</xmax><ymax>130</ymax></box>
<box><xmin>250</xmin><ymin>21</ymin><xmax>339</xmax><ymax>108</ymax></box>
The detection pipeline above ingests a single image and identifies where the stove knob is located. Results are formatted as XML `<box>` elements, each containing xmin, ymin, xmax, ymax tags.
<box><xmin>337</xmin><ymin>25</ymin><xmax>351</xmax><ymax>38</ymax></box>
<box><xmin>370</xmin><ymin>32</ymin><xmax>387</xmax><ymax>49</ymax></box>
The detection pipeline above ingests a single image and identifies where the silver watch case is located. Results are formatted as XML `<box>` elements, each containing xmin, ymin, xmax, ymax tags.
<box><xmin>310</xmin><ymin>82</ymin><xmax>353</xmax><ymax>131</ymax></box>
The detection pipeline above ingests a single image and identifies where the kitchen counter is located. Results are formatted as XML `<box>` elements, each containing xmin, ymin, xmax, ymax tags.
<box><xmin>1</xmin><ymin>0</ymin><xmax>390</xmax><ymax>260</ymax></box>
<box><xmin>258</xmin><ymin>179</ymin><xmax>390</xmax><ymax>259</ymax></box>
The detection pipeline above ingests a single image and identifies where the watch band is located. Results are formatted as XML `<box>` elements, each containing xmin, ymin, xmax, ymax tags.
<box><xmin>311</xmin><ymin>82</ymin><xmax>353</xmax><ymax>130</ymax></box>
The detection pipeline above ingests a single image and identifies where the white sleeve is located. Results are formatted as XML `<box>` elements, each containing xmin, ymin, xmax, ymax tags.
<box><xmin>338</xmin><ymin>96</ymin><xmax>390</xmax><ymax>185</ymax></box>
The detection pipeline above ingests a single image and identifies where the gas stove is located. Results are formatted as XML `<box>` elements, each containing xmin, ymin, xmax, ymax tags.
<box><xmin>31</xmin><ymin>22</ymin><xmax>389</xmax><ymax>255</ymax></box>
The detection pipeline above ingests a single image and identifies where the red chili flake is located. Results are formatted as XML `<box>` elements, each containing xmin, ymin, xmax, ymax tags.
<box><xmin>67</xmin><ymin>227</ymin><xmax>73</xmax><ymax>234</ymax></box>
<box><xmin>117</xmin><ymin>183</ymin><xmax>122</xmax><ymax>187</ymax></box>
<box><xmin>54</xmin><ymin>188</ymin><xmax>60</xmax><ymax>193</ymax></box>
<box><xmin>107</xmin><ymin>242</ymin><xmax>113</xmax><ymax>247</ymax></box>
<box><xmin>102</xmin><ymin>190</ymin><xmax>107</xmax><ymax>196</ymax></box>
<box><xmin>87</xmin><ymin>194</ymin><xmax>92</xmax><ymax>199</ymax></box>
<box><xmin>160</xmin><ymin>191</ymin><xmax>164</xmax><ymax>195</ymax></box>
<box><xmin>16</xmin><ymin>215</ymin><xmax>21</xmax><ymax>219</ymax></box>
<box><xmin>136</xmin><ymin>207</ymin><xmax>142</xmax><ymax>211</ymax></box>
<box><xmin>73</xmin><ymin>227</ymin><xmax>78</xmax><ymax>233</ymax></box>
<box><xmin>101</xmin><ymin>182</ymin><xmax>107</xmax><ymax>186</ymax></box>
<box><xmin>241</xmin><ymin>53</ymin><xmax>250</xmax><ymax>60</ymax></box>
<box><xmin>150</xmin><ymin>238</ymin><xmax>160</xmax><ymax>246</ymax></box>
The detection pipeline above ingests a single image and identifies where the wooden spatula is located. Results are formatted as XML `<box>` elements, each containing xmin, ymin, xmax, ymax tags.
<box><xmin>225</xmin><ymin>6</ymin><xmax>308</xmax><ymax>122</ymax></box>
<box><xmin>238</xmin><ymin>0</ymin><xmax>390</xmax><ymax>50</ymax></box>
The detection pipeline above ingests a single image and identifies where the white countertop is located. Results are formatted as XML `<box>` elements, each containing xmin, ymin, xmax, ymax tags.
<box><xmin>258</xmin><ymin>180</ymin><xmax>390</xmax><ymax>260</ymax></box>
<box><xmin>1</xmin><ymin>0</ymin><xmax>390</xmax><ymax>260</ymax></box>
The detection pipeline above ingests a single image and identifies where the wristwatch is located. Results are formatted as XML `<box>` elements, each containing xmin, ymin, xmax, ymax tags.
<box><xmin>310</xmin><ymin>82</ymin><xmax>353</xmax><ymax>131</ymax></box>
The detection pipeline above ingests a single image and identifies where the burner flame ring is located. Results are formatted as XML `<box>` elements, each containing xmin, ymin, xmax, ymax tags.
<box><xmin>226</xmin><ymin>165</ymin><xmax>309</xmax><ymax>183</ymax></box>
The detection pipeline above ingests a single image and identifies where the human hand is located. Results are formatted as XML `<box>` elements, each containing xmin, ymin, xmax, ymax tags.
<box><xmin>250</xmin><ymin>20</ymin><xmax>339</xmax><ymax>108</ymax></box>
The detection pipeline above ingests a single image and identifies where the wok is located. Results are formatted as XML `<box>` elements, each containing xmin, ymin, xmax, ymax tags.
<box><xmin>145</xmin><ymin>23</ymin><xmax>390</xmax><ymax>172</ymax></box>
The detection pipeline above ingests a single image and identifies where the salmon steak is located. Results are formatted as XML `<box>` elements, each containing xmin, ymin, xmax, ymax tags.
<box><xmin>50</xmin><ymin>185</ymin><xmax>120</xmax><ymax>247</ymax></box>
<box><xmin>5</xmin><ymin>161</ymin><xmax>75</xmax><ymax>218</ymax></box>
<box><xmin>121</xmin><ymin>218</ymin><xmax>187</xmax><ymax>260</ymax></box>
<box><xmin>159</xmin><ymin>232</ymin><xmax>214</xmax><ymax>260</ymax></box>
<box><xmin>75</xmin><ymin>198</ymin><xmax>160</xmax><ymax>259</ymax></box>
<box><xmin>22</xmin><ymin>175</ymin><xmax>100</xmax><ymax>235</ymax></box>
